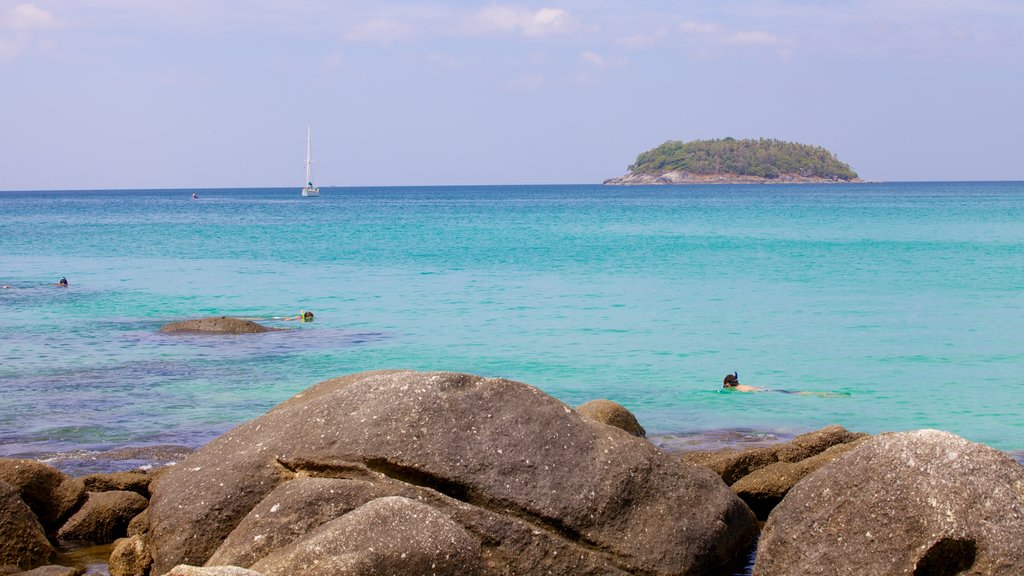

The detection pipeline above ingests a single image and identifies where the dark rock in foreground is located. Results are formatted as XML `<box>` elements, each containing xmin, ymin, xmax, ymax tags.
<box><xmin>754</xmin><ymin>429</ymin><xmax>1024</xmax><ymax>575</ymax></box>
<box><xmin>159</xmin><ymin>317</ymin><xmax>274</xmax><ymax>335</ymax></box>
<box><xmin>147</xmin><ymin>370</ymin><xmax>757</xmax><ymax>575</ymax></box>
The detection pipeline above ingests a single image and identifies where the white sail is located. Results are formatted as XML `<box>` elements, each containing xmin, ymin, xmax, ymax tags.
<box><xmin>301</xmin><ymin>124</ymin><xmax>320</xmax><ymax>197</ymax></box>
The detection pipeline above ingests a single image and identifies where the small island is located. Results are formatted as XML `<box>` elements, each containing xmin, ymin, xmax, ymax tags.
<box><xmin>604</xmin><ymin>137</ymin><xmax>861</xmax><ymax>185</ymax></box>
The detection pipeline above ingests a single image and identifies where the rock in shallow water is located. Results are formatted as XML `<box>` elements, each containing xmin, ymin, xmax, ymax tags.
<box><xmin>158</xmin><ymin>317</ymin><xmax>273</xmax><ymax>334</ymax></box>
<box><xmin>754</xmin><ymin>429</ymin><xmax>1024</xmax><ymax>575</ymax></box>
<box><xmin>147</xmin><ymin>370</ymin><xmax>756</xmax><ymax>575</ymax></box>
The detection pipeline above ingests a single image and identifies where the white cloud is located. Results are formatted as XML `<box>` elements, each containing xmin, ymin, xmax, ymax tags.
<box><xmin>3</xmin><ymin>3</ymin><xmax>57</xmax><ymax>30</ymax></box>
<box><xmin>472</xmin><ymin>5</ymin><xmax>574</xmax><ymax>37</ymax></box>
<box><xmin>344</xmin><ymin>19</ymin><xmax>414</xmax><ymax>45</ymax></box>
<box><xmin>675</xmin><ymin>18</ymin><xmax>795</xmax><ymax>57</ymax></box>
<box><xmin>579</xmin><ymin>49</ymin><xmax>627</xmax><ymax>70</ymax></box>
<box><xmin>579</xmin><ymin>50</ymin><xmax>604</xmax><ymax>67</ymax></box>
<box><xmin>0</xmin><ymin>3</ymin><xmax>59</xmax><ymax>62</ymax></box>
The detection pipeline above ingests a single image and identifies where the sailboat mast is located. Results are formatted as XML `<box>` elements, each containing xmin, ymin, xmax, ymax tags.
<box><xmin>305</xmin><ymin>124</ymin><xmax>313</xmax><ymax>187</ymax></box>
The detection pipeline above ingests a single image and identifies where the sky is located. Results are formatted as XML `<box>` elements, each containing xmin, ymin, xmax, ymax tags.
<box><xmin>1</xmin><ymin>0</ymin><xmax>1022</xmax><ymax>189</ymax></box>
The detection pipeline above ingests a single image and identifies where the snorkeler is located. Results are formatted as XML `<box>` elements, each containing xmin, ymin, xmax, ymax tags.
<box><xmin>722</xmin><ymin>372</ymin><xmax>763</xmax><ymax>392</ymax></box>
<box><xmin>49</xmin><ymin>276</ymin><xmax>68</xmax><ymax>287</ymax></box>
<box><xmin>722</xmin><ymin>372</ymin><xmax>849</xmax><ymax>397</ymax></box>
<box><xmin>273</xmin><ymin>310</ymin><xmax>314</xmax><ymax>322</ymax></box>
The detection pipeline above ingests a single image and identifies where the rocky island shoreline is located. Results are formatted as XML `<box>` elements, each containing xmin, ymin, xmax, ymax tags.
<box><xmin>2</xmin><ymin>369</ymin><xmax>1022</xmax><ymax>575</ymax></box>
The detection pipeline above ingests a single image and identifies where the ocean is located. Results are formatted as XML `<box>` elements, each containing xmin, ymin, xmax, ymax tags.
<box><xmin>2</xmin><ymin>182</ymin><xmax>1023</xmax><ymax>475</ymax></box>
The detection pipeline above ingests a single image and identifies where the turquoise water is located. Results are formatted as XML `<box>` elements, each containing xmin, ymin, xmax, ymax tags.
<box><xmin>2</xmin><ymin>183</ymin><xmax>1023</xmax><ymax>471</ymax></box>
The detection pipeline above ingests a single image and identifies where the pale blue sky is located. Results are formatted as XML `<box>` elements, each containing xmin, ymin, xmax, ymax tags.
<box><xmin>1</xmin><ymin>0</ymin><xmax>1022</xmax><ymax>189</ymax></box>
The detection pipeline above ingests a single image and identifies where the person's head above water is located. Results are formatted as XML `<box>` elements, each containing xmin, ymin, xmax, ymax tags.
<box><xmin>301</xmin><ymin>310</ymin><xmax>314</xmax><ymax>322</ymax></box>
<box><xmin>58</xmin><ymin>277</ymin><xmax>68</xmax><ymax>286</ymax></box>
<box><xmin>723</xmin><ymin>372</ymin><xmax>739</xmax><ymax>388</ymax></box>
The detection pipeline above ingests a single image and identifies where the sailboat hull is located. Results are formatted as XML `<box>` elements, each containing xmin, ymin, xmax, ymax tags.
<box><xmin>301</xmin><ymin>187</ymin><xmax>320</xmax><ymax>197</ymax></box>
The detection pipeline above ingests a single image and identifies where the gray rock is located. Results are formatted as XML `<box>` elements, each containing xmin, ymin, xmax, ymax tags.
<box><xmin>754</xmin><ymin>430</ymin><xmax>1024</xmax><ymax>575</ymax></box>
<box><xmin>0</xmin><ymin>479</ymin><xmax>55</xmax><ymax>569</ymax></box>
<box><xmin>576</xmin><ymin>399</ymin><xmax>646</xmax><ymax>437</ymax></box>
<box><xmin>0</xmin><ymin>459</ymin><xmax>85</xmax><ymax>532</ymax></box>
<box><xmin>250</xmin><ymin>496</ymin><xmax>481</xmax><ymax>576</ymax></box>
<box><xmin>731</xmin><ymin>439</ymin><xmax>866</xmax><ymax>520</ymax></box>
<box><xmin>158</xmin><ymin>317</ymin><xmax>273</xmax><ymax>334</ymax></box>
<box><xmin>108</xmin><ymin>536</ymin><xmax>152</xmax><ymax>576</ymax></box>
<box><xmin>57</xmin><ymin>490</ymin><xmax>149</xmax><ymax>544</ymax></box>
<box><xmin>80</xmin><ymin>472</ymin><xmax>151</xmax><ymax>498</ymax></box>
<box><xmin>148</xmin><ymin>370</ymin><xmax>756</xmax><ymax>575</ymax></box>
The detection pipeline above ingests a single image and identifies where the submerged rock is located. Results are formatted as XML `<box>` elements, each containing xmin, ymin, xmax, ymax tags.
<box><xmin>147</xmin><ymin>370</ymin><xmax>756</xmax><ymax>575</ymax></box>
<box><xmin>754</xmin><ymin>430</ymin><xmax>1024</xmax><ymax>575</ymax></box>
<box><xmin>158</xmin><ymin>317</ymin><xmax>274</xmax><ymax>335</ymax></box>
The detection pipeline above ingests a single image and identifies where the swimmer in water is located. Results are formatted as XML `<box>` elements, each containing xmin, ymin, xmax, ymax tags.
<box><xmin>273</xmin><ymin>310</ymin><xmax>314</xmax><ymax>322</ymax></box>
<box><xmin>722</xmin><ymin>372</ymin><xmax>762</xmax><ymax>392</ymax></box>
<box><xmin>50</xmin><ymin>276</ymin><xmax>68</xmax><ymax>287</ymax></box>
<box><xmin>723</xmin><ymin>372</ymin><xmax>850</xmax><ymax>397</ymax></box>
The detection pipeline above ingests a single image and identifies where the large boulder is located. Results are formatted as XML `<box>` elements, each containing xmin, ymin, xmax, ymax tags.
<box><xmin>56</xmin><ymin>490</ymin><xmax>149</xmax><ymax>544</ymax></box>
<box><xmin>0</xmin><ymin>479</ymin><xmax>55</xmax><ymax>569</ymax></box>
<box><xmin>159</xmin><ymin>317</ymin><xmax>273</xmax><ymax>334</ymax></box>
<box><xmin>0</xmin><ymin>459</ymin><xmax>85</xmax><ymax>532</ymax></box>
<box><xmin>754</xmin><ymin>430</ymin><xmax>1024</xmax><ymax>575</ymax></box>
<box><xmin>250</xmin><ymin>496</ymin><xmax>481</xmax><ymax>576</ymax></box>
<box><xmin>576</xmin><ymin>399</ymin><xmax>646</xmax><ymax>437</ymax></box>
<box><xmin>148</xmin><ymin>370</ymin><xmax>756</xmax><ymax>575</ymax></box>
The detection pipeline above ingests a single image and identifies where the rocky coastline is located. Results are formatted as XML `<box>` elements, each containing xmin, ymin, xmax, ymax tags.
<box><xmin>603</xmin><ymin>170</ymin><xmax>863</xmax><ymax>186</ymax></box>
<box><xmin>2</xmin><ymin>370</ymin><xmax>1022</xmax><ymax>575</ymax></box>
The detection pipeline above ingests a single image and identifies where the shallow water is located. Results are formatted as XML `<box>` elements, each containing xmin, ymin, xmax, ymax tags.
<box><xmin>2</xmin><ymin>183</ymin><xmax>1023</xmax><ymax>472</ymax></box>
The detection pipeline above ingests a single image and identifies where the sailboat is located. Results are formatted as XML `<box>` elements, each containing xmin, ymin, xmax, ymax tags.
<box><xmin>301</xmin><ymin>124</ymin><xmax>320</xmax><ymax>197</ymax></box>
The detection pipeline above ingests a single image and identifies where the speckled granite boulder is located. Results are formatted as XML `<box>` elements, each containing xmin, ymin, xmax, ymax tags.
<box><xmin>147</xmin><ymin>370</ymin><xmax>756</xmax><ymax>575</ymax></box>
<box><xmin>754</xmin><ymin>430</ymin><xmax>1024</xmax><ymax>575</ymax></box>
